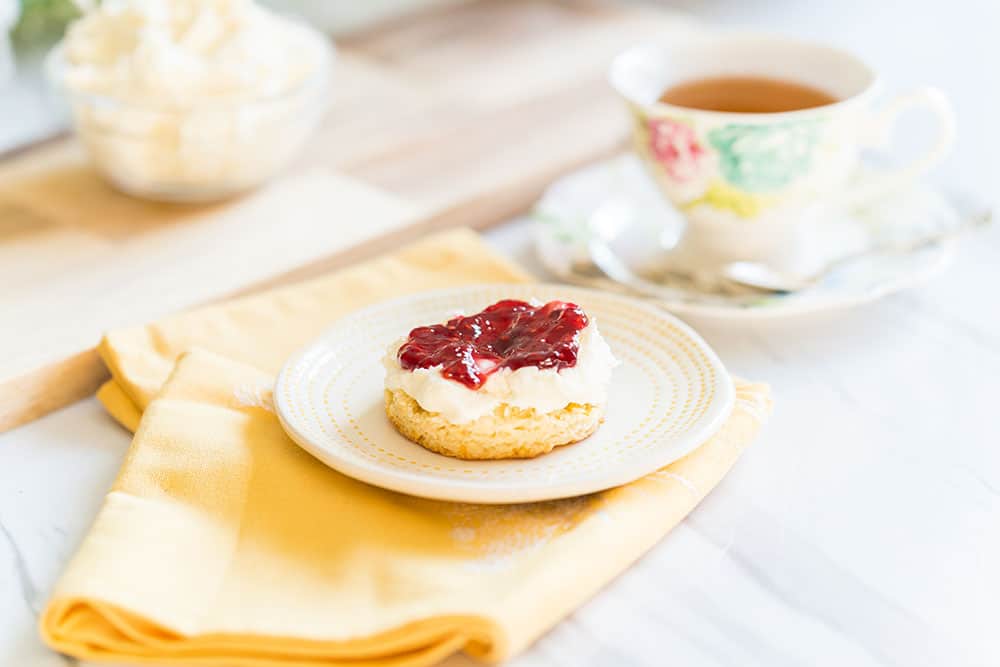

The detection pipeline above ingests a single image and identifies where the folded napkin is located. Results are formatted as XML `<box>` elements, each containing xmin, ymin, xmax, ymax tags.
<box><xmin>41</xmin><ymin>228</ymin><xmax>772</xmax><ymax>666</ymax></box>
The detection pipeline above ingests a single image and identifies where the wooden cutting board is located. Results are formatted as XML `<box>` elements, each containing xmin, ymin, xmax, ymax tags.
<box><xmin>0</xmin><ymin>0</ymin><xmax>698</xmax><ymax>432</ymax></box>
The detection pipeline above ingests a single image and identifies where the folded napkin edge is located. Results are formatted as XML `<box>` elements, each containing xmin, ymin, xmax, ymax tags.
<box><xmin>40</xmin><ymin>597</ymin><xmax>509</xmax><ymax>666</ymax></box>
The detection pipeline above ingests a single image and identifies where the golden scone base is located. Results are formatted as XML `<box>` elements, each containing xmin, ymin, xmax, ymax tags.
<box><xmin>384</xmin><ymin>389</ymin><xmax>604</xmax><ymax>460</ymax></box>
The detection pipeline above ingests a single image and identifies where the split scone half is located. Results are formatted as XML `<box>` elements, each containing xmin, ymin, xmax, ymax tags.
<box><xmin>383</xmin><ymin>299</ymin><xmax>619</xmax><ymax>460</ymax></box>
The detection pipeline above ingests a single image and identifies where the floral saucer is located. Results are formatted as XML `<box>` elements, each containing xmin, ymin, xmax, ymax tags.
<box><xmin>534</xmin><ymin>154</ymin><xmax>967</xmax><ymax>319</ymax></box>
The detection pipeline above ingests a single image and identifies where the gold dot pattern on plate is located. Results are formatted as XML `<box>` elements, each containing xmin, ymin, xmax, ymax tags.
<box><xmin>278</xmin><ymin>285</ymin><xmax>726</xmax><ymax>487</ymax></box>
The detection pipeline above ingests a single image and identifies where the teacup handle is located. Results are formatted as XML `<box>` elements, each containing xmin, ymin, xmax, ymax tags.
<box><xmin>843</xmin><ymin>86</ymin><xmax>956</xmax><ymax>209</ymax></box>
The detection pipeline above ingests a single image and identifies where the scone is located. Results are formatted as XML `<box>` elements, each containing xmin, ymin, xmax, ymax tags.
<box><xmin>383</xmin><ymin>299</ymin><xmax>619</xmax><ymax>460</ymax></box>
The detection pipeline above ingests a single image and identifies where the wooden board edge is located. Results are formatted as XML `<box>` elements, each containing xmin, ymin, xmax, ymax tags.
<box><xmin>0</xmin><ymin>349</ymin><xmax>109</xmax><ymax>433</ymax></box>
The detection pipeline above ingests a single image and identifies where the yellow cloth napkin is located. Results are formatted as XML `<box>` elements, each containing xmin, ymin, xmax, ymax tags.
<box><xmin>41</xmin><ymin>228</ymin><xmax>772</xmax><ymax>666</ymax></box>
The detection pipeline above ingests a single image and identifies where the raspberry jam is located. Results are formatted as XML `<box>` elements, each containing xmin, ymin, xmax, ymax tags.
<box><xmin>397</xmin><ymin>299</ymin><xmax>589</xmax><ymax>389</ymax></box>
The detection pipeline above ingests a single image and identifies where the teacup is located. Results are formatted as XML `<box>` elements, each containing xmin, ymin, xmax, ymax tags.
<box><xmin>610</xmin><ymin>33</ymin><xmax>955</xmax><ymax>277</ymax></box>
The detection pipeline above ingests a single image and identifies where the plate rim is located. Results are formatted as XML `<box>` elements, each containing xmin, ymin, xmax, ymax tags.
<box><xmin>274</xmin><ymin>283</ymin><xmax>735</xmax><ymax>503</ymax></box>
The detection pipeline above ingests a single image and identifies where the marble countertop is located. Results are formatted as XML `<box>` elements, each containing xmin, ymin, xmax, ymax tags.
<box><xmin>2</xmin><ymin>1</ymin><xmax>998</xmax><ymax>665</ymax></box>
<box><xmin>2</xmin><ymin>215</ymin><xmax>998</xmax><ymax>666</ymax></box>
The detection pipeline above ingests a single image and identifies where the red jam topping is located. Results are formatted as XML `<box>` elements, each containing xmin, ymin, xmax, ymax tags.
<box><xmin>397</xmin><ymin>299</ymin><xmax>589</xmax><ymax>389</ymax></box>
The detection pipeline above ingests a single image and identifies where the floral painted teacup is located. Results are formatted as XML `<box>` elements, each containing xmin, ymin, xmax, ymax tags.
<box><xmin>610</xmin><ymin>33</ymin><xmax>955</xmax><ymax>277</ymax></box>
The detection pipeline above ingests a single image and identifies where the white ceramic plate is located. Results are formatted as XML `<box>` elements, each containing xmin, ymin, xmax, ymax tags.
<box><xmin>535</xmin><ymin>155</ymin><xmax>964</xmax><ymax>319</ymax></box>
<box><xmin>275</xmin><ymin>284</ymin><xmax>734</xmax><ymax>503</ymax></box>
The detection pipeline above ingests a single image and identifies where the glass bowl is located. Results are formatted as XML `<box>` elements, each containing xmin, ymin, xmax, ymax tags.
<box><xmin>46</xmin><ymin>23</ymin><xmax>334</xmax><ymax>203</ymax></box>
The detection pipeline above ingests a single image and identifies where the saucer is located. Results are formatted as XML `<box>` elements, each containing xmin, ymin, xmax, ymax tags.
<box><xmin>274</xmin><ymin>284</ymin><xmax>734</xmax><ymax>504</ymax></box>
<box><xmin>534</xmin><ymin>155</ymin><xmax>964</xmax><ymax>319</ymax></box>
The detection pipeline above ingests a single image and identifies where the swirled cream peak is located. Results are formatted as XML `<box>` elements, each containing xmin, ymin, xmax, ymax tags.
<box><xmin>61</xmin><ymin>0</ymin><xmax>325</xmax><ymax>106</ymax></box>
<box><xmin>384</xmin><ymin>322</ymin><xmax>620</xmax><ymax>424</ymax></box>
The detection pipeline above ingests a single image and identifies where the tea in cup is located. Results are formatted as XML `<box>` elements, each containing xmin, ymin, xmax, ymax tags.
<box><xmin>610</xmin><ymin>33</ymin><xmax>955</xmax><ymax>277</ymax></box>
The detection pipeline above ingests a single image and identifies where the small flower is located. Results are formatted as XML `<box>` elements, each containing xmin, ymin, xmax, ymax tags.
<box><xmin>707</xmin><ymin>120</ymin><xmax>821</xmax><ymax>192</ymax></box>
<box><xmin>647</xmin><ymin>118</ymin><xmax>707</xmax><ymax>182</ymax></box>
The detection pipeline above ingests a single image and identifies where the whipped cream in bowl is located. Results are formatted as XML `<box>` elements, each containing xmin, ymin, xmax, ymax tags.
<box><xmin>48</xmin><ymin>0</ymin><xmax>334</xmax><ymax>201</ymax></box>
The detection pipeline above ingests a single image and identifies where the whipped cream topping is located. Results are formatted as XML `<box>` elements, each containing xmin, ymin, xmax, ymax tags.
<box><xmin>384</xmin><ymin>321</ymin><xmax>620</xmax><ymax>424</ymax></box>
